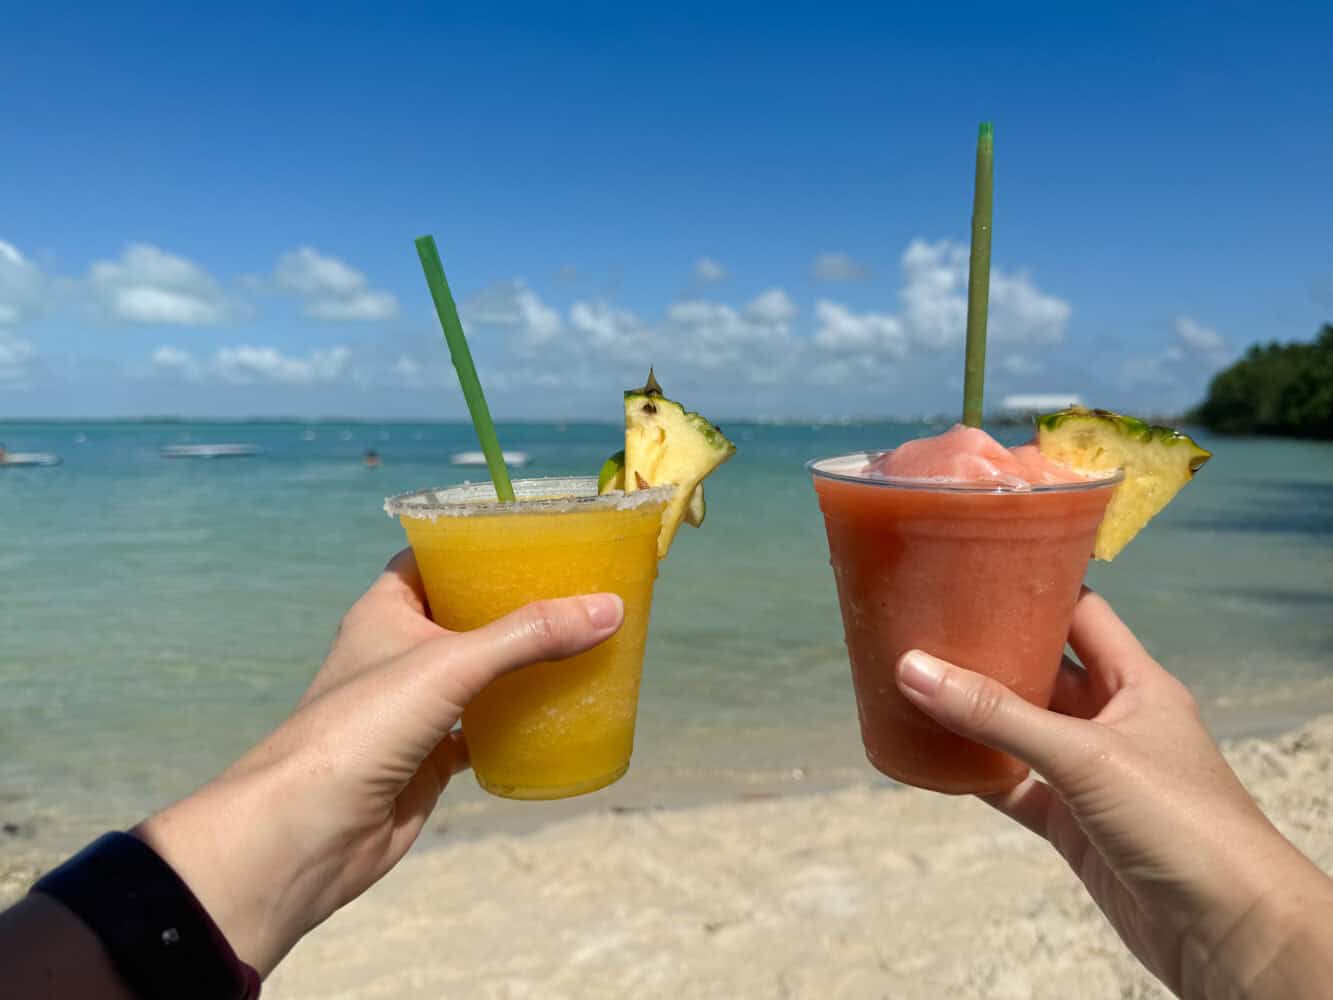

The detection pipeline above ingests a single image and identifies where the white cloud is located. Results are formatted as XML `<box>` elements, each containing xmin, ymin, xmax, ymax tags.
<box><xmin>466</xmin><ymin>278</ymin><xmax>562</xmax><ymax>346</ymax></box>
<box><xmin>0</xmin><ymin>332</ymin><xmax>36</xmax><ymax>386</ymax></box>
<box><xmin>1119</xmin><ymin>315</ymin><xmax>1234</xmax><ymax>391</ymax></box>
<box><xmin>472</xmin><ymin>237</ymin><xmax>1068</xmax><ymax>402</ymax></box>
<box><xmin>1174</xmin><ymin>316</ymin><xmax>1229</xmax><ymax>362</ymax></box>
<box><xmin>392</xmin><ymin>356</ymin><xmax>424</xmax><ymax>387</ymax></box>
<box><xmin>665</xmin><ymin>289</ymin><xmax>799</xmax><ymax>374</ymax></box>
<box><xmin>745</xmin><ymin>288</ymin><xmax>796</xmax><ymax>325</ymax></box>
<box><xmin>0</xmin><ymin>240</ymin><xmax>45</xmax><ymax>327</ymax></box>
<box><xmin>152</xmin><ymin>344</ymin><xmax>351</xmax><ymax>385</ymax></box>
<box><xmin>899</xmin><ymin>241</ymin><xmax>967</xmax><ymax>349</ymax></box>
<box><xmin>89</xmin><ymin>243</ymin><xmax>241</xmax><ymax>326</ymax></box>
<box><xmin>306</xmin><ymin>291</ymin><xmax>398</xmax><ymax>322</ymax></box>
<box><xmin>813</xmin><ymin>300</ymin><xmax>908</xmax><ymax>358</ymax></box>
<box><xmin>694</xmin><ymin>257</ymin><xmax>727</xmax><ymax>283</ymax></box>
<box><xmin>813</xmin><ymin>252</ymin><xmax>871</xmax><ymax>282</ymax></box>
<box><xmin>473</xmin><ymin>283</ymin><xmax>803</xmax><ymax>394</ymax></box>
<box><xmin>666</xmin><ymin>299</ymin><xmax>738</xmax><ymax>329</ymax></box>
<box><xmin>274</xmin><ymin>247</ymin><xmax>399</xmax><ymax>322</ymax></box>
<box><xmin>214</xmin><ymin>236</ymin><xmax>1067</xmax><ymax>411</ymax></box>
<box><xmin>999</xmin><ymin>354</ymin><xmax>1046</xmax><ymax>377</ymax></box>
<box><xmin>275</xmin><ymin>248</ymin><xmax>362</xmax><ymax>296</ymax></box>
<box><xmin>900</xmin><ymin>240</ymin><xmax>1070</xmax><ymax>348</ymax></box>
<box><xmin>569</xmin><ymin>300</ymin><xmax>646</xmax><ymax>347</ymax></box>
<box><xmin>150</xmin><ymin>345</ymin><xmax>201</xmax><ymax>380</ymax></box>
<box><xmin>991</xmin><ymin>271</ymin><xmax>1072</xmax><ymax>345</ymax></box>
<box><xmin>668</xmin><ymin>289</ymin><xmax>796</xmax><ymax>336</ymax></box>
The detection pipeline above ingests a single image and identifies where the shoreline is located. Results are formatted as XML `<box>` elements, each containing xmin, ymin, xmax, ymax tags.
<box><xmin>412</xmin><ymin>681</ymin><xmax>1333</xmax><ymax>848</ymax></box>
<box><xmin>6</xmin><ymin>690</ymin><xmax>1333</xmax><ymax>872</ymax></box>
<box><xmin>5</xmin><ymin>684</ymin><xmax>1333</xmax><ymax>863</ymax></box>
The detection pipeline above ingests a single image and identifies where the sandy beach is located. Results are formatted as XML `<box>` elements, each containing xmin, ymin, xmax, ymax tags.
<box><xmin>10</xmin><ymin>715</ymin><xmax>1321</xmax><ymax>998</ymax></box>
<box><xmin>2</xmin><ymin>715</ymin><xmax>1330</xmax><ymax>998</ymax></box>
<box><xmin>244</xmin><ymin>715</ymin><xmax>1330</xmax><ymax>999</ymax></box>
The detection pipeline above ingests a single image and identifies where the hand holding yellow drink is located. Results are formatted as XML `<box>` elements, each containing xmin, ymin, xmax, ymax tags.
<box><xmin>387</xmin><ymin>237</ymin><xmax>735</xmax><ymax>799</ymax></box>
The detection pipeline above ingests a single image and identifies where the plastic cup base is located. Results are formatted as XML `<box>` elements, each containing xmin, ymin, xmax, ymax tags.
<box><xmin>474</xmin><ymin>761</ymin><xmax>631</xmax><ymax>801</ymax></box>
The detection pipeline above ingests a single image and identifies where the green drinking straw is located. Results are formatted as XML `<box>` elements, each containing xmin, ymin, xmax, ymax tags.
<box><xmin>962</xmin><ymin>121</ymin><xmax>994</xmax><ymax>429</ymax></box>
<box><xmin>414</xmin><ymin>235</ymin><xmax>516</xmax><ymax>502</ymax></box>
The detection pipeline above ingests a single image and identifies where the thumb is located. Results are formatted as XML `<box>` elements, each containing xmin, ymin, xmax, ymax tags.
<box><xmin>402</xmin><ymin>592</ymin><xmax>626</xmax><ymax>714</ymax></box>
<box><xmin>895</xmin><ymin>649</ymin><xmax>1103</xmax><ymax>787</ymax></box>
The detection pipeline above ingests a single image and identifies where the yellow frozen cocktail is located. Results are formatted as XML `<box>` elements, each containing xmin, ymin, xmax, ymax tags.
<box><xmin>406</xmin><ymin>237</ymin><xmax>736</xmax><ymax>800</ymax></box>
<box><xmin>386</xmin><ymin>477</ymin><xmax>672</xmax><ymax>800</ymax></box>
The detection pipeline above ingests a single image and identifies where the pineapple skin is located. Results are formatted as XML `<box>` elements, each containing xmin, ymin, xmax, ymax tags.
<box><xmin>1036</xmin><ymin>407</ymin><xmax>1211</xmax><ymax>473</ymax></box>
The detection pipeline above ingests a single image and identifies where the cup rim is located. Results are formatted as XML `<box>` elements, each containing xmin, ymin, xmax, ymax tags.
<box><xmin>385</xmin><ymin>475</ymin><xmax>676</xmax><ymax>519</ymax></box>
<box><xmin>806</xmin><ymin>451</ymin><xmax>1124</xmax><ymax>495</ymax></box>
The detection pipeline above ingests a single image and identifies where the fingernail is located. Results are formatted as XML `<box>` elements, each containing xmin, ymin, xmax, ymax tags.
<box><xmin>898</xmin><ymin>650</ymin><xmax>946</xmax><ymax>696</ymax></box>
<box><xmin>581</xmin><ymin>593</ymin><xmax>624</xmax><ymax>631</ymax></box>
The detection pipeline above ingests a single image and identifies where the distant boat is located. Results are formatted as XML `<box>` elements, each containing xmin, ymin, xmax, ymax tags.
<box><xmin>0</xmin><ymin>452</ymin><xmax>62</xmax><ymax>467</ymax></box>
<box><xmin>449</xmin><ymin>450</ymin><xmax>531</xmax><ymax>468</ymax></box>
<box><xmin>161</xmin><ymin>444</ymin><xmax>260</xmax><ymax>459</ymax></box>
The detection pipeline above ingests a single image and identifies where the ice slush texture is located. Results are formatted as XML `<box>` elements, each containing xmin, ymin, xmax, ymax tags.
<box><xmin>866</xmin><ymin>424</ymin><xmax>1092</xmax><ymax>489</ymax></box>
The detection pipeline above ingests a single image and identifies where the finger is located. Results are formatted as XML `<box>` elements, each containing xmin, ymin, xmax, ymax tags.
<box><xmin>299</xmin><ymin>551</ymin><xmax>442</xmax><ymax>708</ymax></box>
<box><xmin>399</xmin><ymin>593</ymin><xmax>626</xmax><ymax>720</ymax></box>
<box><xmin>441</xmin><ymin>727</ymin><xmax>470</xmax><ymax>776</ymax></box>
<box><xmin>329</xmin><ymin>549</ymin><xmax>433</xmax><ymax>642</ymax></box>
<box><xmin>896</xmin><ymin>649</ymin><xmax>1107</xmax><ymax>787</ymax></box>
<box><xmin>1066</xmin><ymin>588</ymin><xmax>1154</xmax><ymax>689</ymax></box>
<box><xmin>1047</xmin><ymin>655</ymin><xmax>1110</xmax><ymax>720</ymax></box>
<box><xmin>386</xmin><ymin>729</ymin><xmax>471</xmax><ymax>863</ymax></box>
<box><xmin>360</xmin><ymin>548</ymin><xmax>429</xmax><ymax>618</ymax></box>
<box><xmin>982</xmin><ymin>773</ymin><xmax>1061</xmax><ymax>837</ymax></box>
<box><xmin>982</xmin><ymin>776</ymin><xmax>1088</xmax><ymax>871</ymax></box>
<box><xmin>416</xmin><ymin>727</ymin><xmax>471</xmax><ymax>793</ymax></box>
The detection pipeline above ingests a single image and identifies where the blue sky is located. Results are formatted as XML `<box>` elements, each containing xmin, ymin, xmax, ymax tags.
<box><xmin>2</xmin><ymin>2</ymin><xmax>1330</xmax><ymax>420</ymax></box>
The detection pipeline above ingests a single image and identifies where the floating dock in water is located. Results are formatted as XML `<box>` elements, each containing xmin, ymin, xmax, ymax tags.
<box><xmin>0</xmin><ymin>452</ymin><xmax>62</xmax><ymax>467</ymax></box>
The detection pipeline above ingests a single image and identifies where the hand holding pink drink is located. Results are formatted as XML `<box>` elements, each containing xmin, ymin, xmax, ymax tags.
<box><xmin>810</xmin><ymin>125</ymin><xmax>1211</xmax><ymax>793</ymax></box>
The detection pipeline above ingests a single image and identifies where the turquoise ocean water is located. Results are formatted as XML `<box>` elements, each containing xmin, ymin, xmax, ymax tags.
<box><xmin>1</xmin><ymin>420</ymin><xmax>1331</xmax><ymax>840</ymax></box>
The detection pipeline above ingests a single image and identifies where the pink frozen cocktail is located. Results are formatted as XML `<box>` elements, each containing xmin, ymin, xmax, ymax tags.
<box><xmin>810</xmin><ymin>425</ymin><xmax>1118</xmax><ymax>794</ymax></box>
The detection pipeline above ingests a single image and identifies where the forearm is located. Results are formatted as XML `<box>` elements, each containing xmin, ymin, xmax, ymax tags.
<box><xmin>1182</xmin><ymin>851</ymin><xmax>1333</xmax><ymax>1000</ymax></box>
<box><xmin>0</xmin><ymin>893</ymin><xmax>138</xmax><ymax>999</ymax></box>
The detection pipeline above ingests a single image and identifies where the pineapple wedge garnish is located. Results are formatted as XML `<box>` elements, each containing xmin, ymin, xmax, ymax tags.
<box><xmin>1037</xmin><ymin>406</ymin><xmax>1211</xmax><ymax>560</ymax></box>
<box><xmin>598</xmin><ymin>370</ymin><xmax>735</xmax><ymax>558</ymax></box>
<box><xmin>599</xmin><ymin>450</ymin><xmax>706</xmax><ymax>527</ymax></box>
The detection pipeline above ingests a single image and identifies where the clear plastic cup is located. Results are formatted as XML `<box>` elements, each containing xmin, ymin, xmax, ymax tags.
<box><xmin>810</xmin><ymin>454</ymin><xmax>1120</xmax><ymax>794</ymax></box>
<box><xmin>385</xmin><ymin>477</ymin><xmax>672</xmax><ymax>799</ymax></box>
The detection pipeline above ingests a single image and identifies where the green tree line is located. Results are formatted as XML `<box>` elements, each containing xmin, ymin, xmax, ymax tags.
<box><xmin>1192</xmin><ymin>323</ymin><xmax>1333</xmax><ymax>439</ymax></box>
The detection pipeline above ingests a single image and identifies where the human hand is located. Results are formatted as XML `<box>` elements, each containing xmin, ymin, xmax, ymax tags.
<box><xmin>894</xmin><ymin>588</ymin><xmax>1333</xmax><ymax>999</ymax></box>
<box><xmin>134</xmin><ymin>549</ymin><xmax>625</xmax><ymax>977</ymax></box>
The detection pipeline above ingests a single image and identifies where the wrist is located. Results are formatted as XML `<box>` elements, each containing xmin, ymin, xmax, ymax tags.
<box><xmin>133</xmin><ymin>764</ymin><xmax>316</xmax><ymax>977</ymax></box>
<box><xmin>1182</xmin><ymin>848</ymin><xmax>1333</xmax><ymax>1000</ymax></box>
